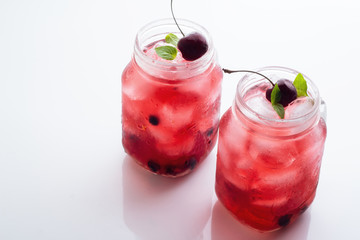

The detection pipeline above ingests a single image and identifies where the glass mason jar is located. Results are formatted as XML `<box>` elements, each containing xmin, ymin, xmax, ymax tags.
<box><xmin>215</xmin><ymin>66</ymin><xmax>327</xmax><ymax>231</ymax></box>
<box><xmin>122</xmin><ymin>19</ymin><xmax>223</xmax><ymax>177</ymax></box>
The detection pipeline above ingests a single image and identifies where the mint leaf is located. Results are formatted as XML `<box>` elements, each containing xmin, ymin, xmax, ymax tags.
<box><xmin>293</xmin><ymin>73</ymin><xmax>308</xmax><ymax>97</ymax></box>
<box><xmin>272</xmin><ymin>103</ymin><xmax>285</xmax><ymax>119</ymax></box>
<box><xmin>155</xmin><ymin>46</ymin><xmax>178</xmax><ymax>60</ymax></box>
<box><xmin>271</xmin><ymin>84</ymin><xmax>285</xmax><ymax>119</ymax></box>
<box><xmin>271</xmin><ymin>84</ymin><xmax>281</xmax><ymax>104</ymax></box>
<box><xmin>165</xmin><ymin>33</ymin><xmax>179</xmax><ymax>46</ymax></box>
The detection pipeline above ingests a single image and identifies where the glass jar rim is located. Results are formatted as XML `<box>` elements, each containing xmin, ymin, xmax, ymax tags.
<box><xmin>134</xmin><ymin>18</ymin><xmax>215</xmax><ymax>79</ymax></box>
<box><xmin>235</xmin><ymin>66</ymin><xmax>321</xmax><ymax>129</ymax></box>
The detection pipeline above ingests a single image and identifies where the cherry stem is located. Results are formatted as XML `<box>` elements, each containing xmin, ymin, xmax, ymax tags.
<box><xmin>171</xmin><ymin>0</ymin><xmax>185</xmax><ymax>37</ymax></box>
<box><xmin>222</xmin><ymin>68</ymin><xmax>275</xmax><ymax>86</ymax></box>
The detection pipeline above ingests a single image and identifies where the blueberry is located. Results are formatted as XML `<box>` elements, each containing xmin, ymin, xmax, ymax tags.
<box><xmin>177</xmin><ymin>32</ymin><xmax>208</xmax><ymax>61</ymax></box>
<box><xmin>147</xmin><ymin>160</ymin><xmax>160</xmax><ymax>173</ymax></box>
<box><xmin>165</xmin><ymin>166</ymin><xmax>176</xmax><ymax>175</ymax></box>
<box><xmin>278</xmin><ymin>214</ymin><xmax>292</xmax><ymax>227</ymax></box>
<box><xmin>124</xmin><ymin>131</ymin><xmax>139</xmax><ymax>142</ymax></box>
<box><xmin>185</xmin><ymin>157</ymin><xmax>197</xmax><ymax>170</ymax></box>
<box><xmin>277</xmin><ymin>79</ymin><xmax>297</xmax><ymax>107</ymax></box>
<box><xmin>205</xmin><ymin>127</ymin><xmax>214</xmax><ymax>137</ymax></box>
<box><xmin>149</xmin><ymin>115</ymin><xmax>159</xmax><ymax>126</ymax></box>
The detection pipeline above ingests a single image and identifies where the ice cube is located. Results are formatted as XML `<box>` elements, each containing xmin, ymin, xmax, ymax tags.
<box><xmin>245</xmin><ymin>95</ymin><xmax>279</xmax><ymax>119</ymax></box>
<box><xmin>180</xmin><ymin>66</ymin><xmax>222</xmax><ymax>101</ymax></box>
<box><xmin>227</xmin><ymin>171</ymin><xmax>251</xmax><ymax>191</ymax></box>
<box><xmin>148</xmin><ymin>121</ymin><xmax>196</xmax><ymax>156</ymax></box>
<box><xmin>251</xmin><ymin>195</ymin><xmax>289</xmax><ymax>208</ymax></box>
<box><xmin>157</xmin><ymin>133</ymin><xmax>196</xmax><ymax>157</ymax></box>
<box><xmin>251</xmin><ymin>167</ymin><xmax>300</xmax><ymax>194</ymax></box>
<box><xmin>248</xmin><ymin>138</ymin><xmax>297</xmax><ymax>169</ymax></box>
<box><xmin>122</xmin><ymin>69</ymin><xmax>153</xmax><ymax>101</ymax></box>
<box><xmin>285</xmin><ymin>97</ymin><xmax>314</xmax><ymax>119</ymax></box>
<box><xmin>158</xmin><ymin>104</ymin><xmax>194</xmax><ymax>129</ymax></box>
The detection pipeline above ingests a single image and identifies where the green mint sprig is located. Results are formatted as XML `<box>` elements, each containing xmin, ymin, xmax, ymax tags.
<box><xmin>165</xmin><ymin>33</ymin><xmax>179</xmax><ymax>46</ymax></box>
<box><xmin>155</xmin><ymin>33</ymin><xmax>179</xmax><ymax>60</ymax></box>
<box><xmin>271</xmin><ymin>84</ymin><xmax>285</xmax><ymax>119</ymax></box>
<box><xmin>155</xmin><ymin>46</ymin><xmax>178</xmax><ymax>60</ymax></box>
<box><xmin>293</xmin><ymin>73</ymin><xmax>308</xmax><ymax>97</ymax></box>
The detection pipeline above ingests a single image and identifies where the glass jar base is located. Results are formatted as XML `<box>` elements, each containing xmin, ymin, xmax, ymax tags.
<box><xmin>215</xmin><ymin>172</ymin><xmax>316</xmax><ymax>232</ymax></box>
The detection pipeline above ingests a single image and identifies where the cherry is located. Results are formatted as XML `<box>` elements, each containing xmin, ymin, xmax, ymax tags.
<box><xmin>265</xmin><ymin>79</ymin><xmax>297</xmax><ymax>107</ymax></box>
<box><xmin>177</xmin><ymin>32</ymin><xmax>208</xmax><ymax>61</ymax></box>
<box><xmin>277</xmin><ymin>79</ymin><xmax>298</xmax><ymax>107</ymax></box>
<box><xmin>170</xmin><ymin>0</ymin><xmax>208</xmax><ymax>61</ymax></box>
<box><xmin>266</xmin><ymin>87</ymin><xmax>273</xmax><ymax>102</ymax></box>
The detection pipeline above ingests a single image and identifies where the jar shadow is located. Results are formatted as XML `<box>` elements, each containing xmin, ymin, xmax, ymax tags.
<box><xmin>122</xmin><ymin>152</ymin><xmax>215</xmax><ymax>240</ymax></box>
<box><xmin>211</xmin><ymin>200</ymin><xmax>311</xmax><ymax>240</ymax></box>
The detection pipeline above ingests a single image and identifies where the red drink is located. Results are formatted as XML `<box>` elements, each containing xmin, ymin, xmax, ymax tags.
<box><xmin>122</xmin><ymin>19</ymin><xmax>222</xmax><ymax>177</ymax></box>
<box><xmin>215</xmin><ymin>67</ymin><xmax>327</xmax><ymax>231</ymax></box>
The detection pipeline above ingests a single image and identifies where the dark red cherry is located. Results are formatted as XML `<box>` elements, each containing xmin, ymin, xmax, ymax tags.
<box><xmin>177</xmin><ymin>32</ymin><xmax>208</xmax><ymax>61</ymax></box>
<box><xmin>265</xmin><ymin>79</ymin><xmax>297</xmax><ymax>107</ymax></box>
<box><xmin>277</xmin><ymin>79</ymin><xmax>297</xmax><ymax>107</ymax></box>
<box><xmin>266</xmin><ymin>87</ymin><xmax>273</xmax><ymax>102</ymax></box>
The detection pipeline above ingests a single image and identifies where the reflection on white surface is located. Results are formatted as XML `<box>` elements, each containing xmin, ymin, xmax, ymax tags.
<box><xmin>211</xmin><ymin>201</ymin><xmax>311</xmax><ymax>240</ymax></box>
<box><xmin>122</xmin><ymin>153</ymin><xmax>215</xmax><ymax>240</ymax></box>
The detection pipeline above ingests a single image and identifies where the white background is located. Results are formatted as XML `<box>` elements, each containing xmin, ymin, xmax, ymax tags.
<box><xmin>1</xmin><ymin>0</ymin><xmax>359</xmax><ymax>239</ymax></box>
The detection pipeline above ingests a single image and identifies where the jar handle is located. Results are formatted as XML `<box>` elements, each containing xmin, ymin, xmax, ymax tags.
<box><xmin>320</xmin><ymin>99</ymin><xmax>327</xmax><ymax>122</ymax></box>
